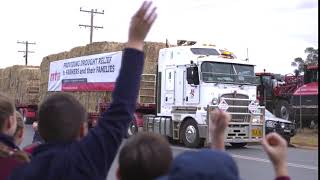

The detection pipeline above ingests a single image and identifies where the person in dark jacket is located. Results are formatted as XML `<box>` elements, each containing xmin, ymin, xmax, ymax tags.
<box><xmin>0</xmin><ymin>93</ymin><xmax>30</xmax><ymax>180</ymax></box>
<box><xmin>31</xmin><ymin>121</ymin><xmax>44</xmax><ymax>144</ymax></box>
<box><xmin>9</xmin><ymin>1</ymin><xmax>157</xmax><ymax>180</ymax></box>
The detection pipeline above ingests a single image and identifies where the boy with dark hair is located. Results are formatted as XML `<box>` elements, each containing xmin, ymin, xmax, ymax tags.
<box><xmin>9</xmin><ymin>1</ymin><xmax>157</xmax><ymax>180</ymax></box>
<box><xmin>0</xmin><ymin>93</ymin><xmax>30</xmax><ymax>180</ymax></box>
<box><xmin>38</xmin><ymin>93</ymin><xmax>88</xmax><ymax>142</ymax></box>
<box><xmin>0</xmin><ymin>93</ymin><xmax>17</xmax><ymax>138</ymax></box>
<box><xmin>117</xmin><ymin>132</ymin><xmax>172</xmax><ymax>180</ymax></box>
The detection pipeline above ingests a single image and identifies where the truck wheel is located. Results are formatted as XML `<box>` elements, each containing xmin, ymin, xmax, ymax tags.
<box><xmin>181</xmin><ymin>119</ymin><xmax>200</xmax><ymax>148</ymax></box>
<box><xmin>128</xmin><ymin>120</ymin><xmax>138</xmax><ymax>136</ymax></box>
<box><xmin>230</xmin><ymin>143</ymin><xmax>247</xmax><ymax>148</ymax></box>
<box><xmin>275</xmin><ymin>100</ymin><xmax>290</xmax><ymax>120</ymax></box>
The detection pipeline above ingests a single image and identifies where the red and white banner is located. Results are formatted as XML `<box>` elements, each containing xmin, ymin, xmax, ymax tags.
<box><xmin>48</xmin><ymin>51</ymin><xmax>123</xmax><ymax>92</ymax></box>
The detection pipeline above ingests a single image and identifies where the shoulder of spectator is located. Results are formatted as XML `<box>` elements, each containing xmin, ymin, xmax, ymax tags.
<box><xmin>275</xmin><ymin>176</ymin><xmax>291</xmax><ymax>180</ymax></box>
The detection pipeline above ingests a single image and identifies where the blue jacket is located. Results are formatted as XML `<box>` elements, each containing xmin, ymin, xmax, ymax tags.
<box><xmin>158</xmin><ymin>149</ymin><xmax>240</xmax><ymax>180</ymax></box>
<box><xmin>32</xmin><ymin>130</ymin><xmax>44</xmax><ymax>144</ymax></box>
<box><xmin>9</xmin><ymin>48</ymin><xmax>144</xmax><ymax>180</ymax></box>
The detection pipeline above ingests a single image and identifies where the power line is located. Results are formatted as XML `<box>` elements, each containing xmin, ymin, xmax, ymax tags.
<box><xmin>17</xmin><ymin>41</ymin><xmax>36</xmax><ymax>66</ymax></box>
<box><xmin>79</xmin><ymin>8</ymin><xmax>104</xmax><ymax>44</ymax></box>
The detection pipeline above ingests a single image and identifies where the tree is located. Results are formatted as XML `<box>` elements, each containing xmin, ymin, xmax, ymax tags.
<box><xmin>291</xmin><ymin>47</ymin><xmax>318</xmax><ymax>74</ymax></box>
<box><xmin>305</xmin><ymin>47</ymin><xmax>318</xmax><ymax>65</ymax></box>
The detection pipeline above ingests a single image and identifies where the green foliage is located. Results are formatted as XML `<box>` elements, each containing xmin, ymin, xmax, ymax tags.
<box><xmin>291</xmin><ymin>47</ymin><xmax>318</xmax><ymax>74</ymax></box>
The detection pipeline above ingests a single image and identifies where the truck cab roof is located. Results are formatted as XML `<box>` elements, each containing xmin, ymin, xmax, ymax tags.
<box><xmin>197</xmin><ymin>56</ymin><xmax>255</xmax><ymax>66</ymax></box>
<box><xmin>158</xmin><ymin>45</ymin><xmax>255</xmax><ymax>70</ymax></box>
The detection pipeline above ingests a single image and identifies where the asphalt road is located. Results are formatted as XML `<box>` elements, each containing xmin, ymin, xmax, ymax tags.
<box><xmin>21</xmin><ymin>125</ymin><xmax>318</xmax><ymax>180</ymax></box>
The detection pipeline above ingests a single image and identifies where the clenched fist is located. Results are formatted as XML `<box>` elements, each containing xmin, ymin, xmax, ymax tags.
<box><xmin>261</xmin><ymin>132</ymin><xmax>288</xmax><ymax>177</ymax></box>
<box><xmin>209</xmin><ymin>110</ymin><xmax>230</xmax><ymax>150</ymax></box>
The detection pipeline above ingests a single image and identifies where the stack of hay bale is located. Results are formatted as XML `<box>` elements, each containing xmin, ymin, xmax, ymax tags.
<box><xmin>0</xmin><ymin>65</ymin><xmax>40</xmax><ymax>105</ymax></box>
<box><xmin>40</xmin><ymin>41</ymin><xmax>166</xmax><ymax>113</ymax></box>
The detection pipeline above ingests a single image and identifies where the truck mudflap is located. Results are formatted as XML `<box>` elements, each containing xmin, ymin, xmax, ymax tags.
<box><xmin>198</xmin><ymin>124</ymin><xmax>208</xmax><ymax>138</ymax></box>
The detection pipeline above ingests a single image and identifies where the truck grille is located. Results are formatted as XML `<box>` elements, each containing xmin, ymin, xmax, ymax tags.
<box><xmin>221</xmin><ymin>94</ymin><xmax>250</xmax><ymax>122</ymax></box>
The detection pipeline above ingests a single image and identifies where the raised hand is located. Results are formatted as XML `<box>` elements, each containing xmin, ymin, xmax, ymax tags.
<box><xmin>127</xmin><ymin>1</ymin><xmax>157</xmax><ymax>51</ymax></box>
<box><xmin>261</xmin><ymin>132</ymin><xmax>288</xmax><ymax>177</ymax></box>
<box><xmin>209</xmin><ymin>109</ymin><xmax>230</xmax><ymax>150</ymax></box>
<box><xmin>32</xmin><ymin>121</ymin><xmax>38</xmax><ymax>131</ymax></box>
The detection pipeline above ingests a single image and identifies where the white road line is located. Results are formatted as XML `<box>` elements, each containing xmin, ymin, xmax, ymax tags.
<box><xmin>171</xmin><ymin>146</ymin><xmax>318</xmax><ymax>171</ymax></box>
<box><xmin>172</xmin><ymin>146</ymin><xmax>197</xmax><ymax>151</ymax></box>
<box><xmin>231</xmin><ymin>154</ymin><xmax>318</xmax><ymax>171</ymax></box>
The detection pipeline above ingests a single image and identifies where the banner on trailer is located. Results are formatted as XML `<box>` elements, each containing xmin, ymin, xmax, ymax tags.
<box><xmin>48</xmin><ymin>51</ymin><xmax>123</xmax><ymax>92</ymax></box>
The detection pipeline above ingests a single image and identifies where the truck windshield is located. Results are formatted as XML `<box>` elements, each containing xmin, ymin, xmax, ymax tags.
<box><xmin>304</xmin><ymin>68</ymin><xmax>318</xmax><ymax>83</ymax></box>
<box><xmin>201</xmin><ymin>62</ymin><xmax>256</xmax><ymax>84</ymax></box>
<box><xmin>190</xmin><ymin>48</ymin><xmax>220</xmax><ymax>56</ymax></box>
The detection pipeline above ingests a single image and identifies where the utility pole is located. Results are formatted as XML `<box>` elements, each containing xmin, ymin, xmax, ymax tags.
<box><xmin>79</xmin><ymin>8</ymin><xmax>104</xmax><ymax>44</ymax></box>
<box><xmin>246</xmin><ymin>48</ymin><xmax>249</xmax><ymax>61</ymax></box>
<box><xmin>17</xmin><ymin>41</ymin><xmax>36</xmax><ymax>66</ymax></box>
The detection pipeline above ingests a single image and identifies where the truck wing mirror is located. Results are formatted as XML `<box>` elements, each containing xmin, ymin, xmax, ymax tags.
<box><xmin>187</xmin><ymin>67</ymin><xmax>199</xmax><ymax>85</ymax></box>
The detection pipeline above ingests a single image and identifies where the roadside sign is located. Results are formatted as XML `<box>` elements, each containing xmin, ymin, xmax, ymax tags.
<box><xmin>218</xmin><ymin>99</ymin><xmax>229</xmax><ymax>112</ymax></box>
<box><xmin>248</xmin><ymin>101</ymin><xmax>258</xmax><ymax>113</ymax></box>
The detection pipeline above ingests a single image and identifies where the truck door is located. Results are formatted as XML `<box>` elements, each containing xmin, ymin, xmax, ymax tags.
<box><xmin>184</xmin><ymin>70</ymin><xmax>200</xmax><ymax>104</ymax></box>
<box><xmin>164</xmin><ymin>68</ymin><xmax>175</xmax><ymax>104</ymax></box>
<box><xmin>175</xmin><ymin>68</ymin><xmax>184</xmax><ymax>106</ymax></box>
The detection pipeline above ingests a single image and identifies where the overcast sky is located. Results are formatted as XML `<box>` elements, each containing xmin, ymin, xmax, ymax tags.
<box><xmin>0</xmin><ymin>0</ymin><xmax>318</xmax><ymax>74</ymax></box>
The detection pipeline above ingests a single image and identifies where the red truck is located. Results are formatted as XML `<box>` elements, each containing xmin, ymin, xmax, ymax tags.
<box><xmin>88</xmin><ymin>74</ymin><xmax>157</xmax><ymax>136</ymax></box>
<box><xmin>256</xmin><ymin>70</ymin><xmax>303</xmax><ymax>120</ymax></box>
<box><xmin>291</xmin><ymin>65</ymin><xmax>318</xmax><ymax>128</ymax></box>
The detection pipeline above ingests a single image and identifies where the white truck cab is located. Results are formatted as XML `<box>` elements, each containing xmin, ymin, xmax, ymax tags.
<box><xmin>144</xmin><ymin>43</ymin><xmax>265</xmax><ymax>148</ymax></box>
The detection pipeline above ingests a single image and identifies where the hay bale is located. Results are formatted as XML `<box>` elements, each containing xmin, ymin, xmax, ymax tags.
<box><xmin>0</xmin><ymin>68</ymin><xmax>3</xmax><ymax>90</ymax></box>
<box><xmin>0</xmin><ymin>65</ymin><xmax>40</xmax><ymax>105</ymax></box>
<box><xmin>0</xmin><ymin>68</ymin><xmax>3</xmax><ymax>85</ymax></box>
<box><xmin>40</xmin><ymin>41</ymin><xmax>166</xmax><ymax>112</ymax></box>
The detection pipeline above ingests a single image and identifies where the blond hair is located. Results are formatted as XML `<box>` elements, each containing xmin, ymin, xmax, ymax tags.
<box><xmin>15</xmin><ymin>111</ymin><xmax>24</xmax><ymax>131</ymax></box>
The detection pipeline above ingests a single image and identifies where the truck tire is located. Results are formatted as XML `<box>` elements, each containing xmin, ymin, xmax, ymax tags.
<box><xmin>180</xmin><ymin>119</ymin><xmax>200</xmax><ymax>148</ymax></box>
<box><xmin>230</xmin><ymin>143</ymin><xmax>247</xmax><ymax>148</ymax></box>
<box><xmin>275</xmin><ymin>100</ymin><xmax>290</xmax><ymax>120</ymax></box>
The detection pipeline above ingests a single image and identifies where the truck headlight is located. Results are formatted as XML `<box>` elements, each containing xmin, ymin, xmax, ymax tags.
<box><xmin>280</xmin><ymin>123</ymin><xmax>285</xmax><ymax>129</ymax></box>
<box><xmin>266</xmin><ymin>120</ymin><xmax>276</xmax><ymax>128</ymax></box>
<box><xmin>212</xmin><ymin>98</ymin><xmax>218</xmax><ymax>105</ymax></box>
<box><xmin>252</xmin><ymin>117</ymin><xmax>262</xmax><ymax>123</ymax></box>
<box><xmin>252</xmin><ymin>118</ymin><xmax>259</xmax><ymax>123</ymax></box>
